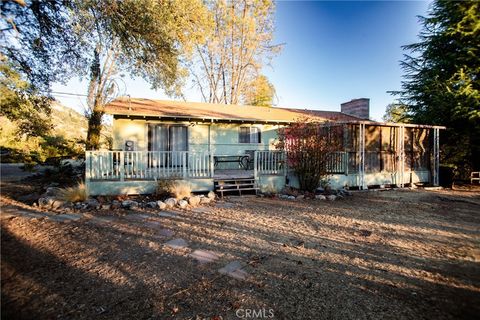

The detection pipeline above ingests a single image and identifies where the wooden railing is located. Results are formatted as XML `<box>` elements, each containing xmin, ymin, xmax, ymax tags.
<box><xmin>254</xmin><ymin>151</ymin><xmax>286</xmax><ymax>176</ymax></box>
<box><xmin>85</xmin><ymin>151</ymin><xmax>213</xmax><ymax>181</ymax></box>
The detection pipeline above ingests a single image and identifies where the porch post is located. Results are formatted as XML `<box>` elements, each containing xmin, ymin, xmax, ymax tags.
<box><xmin>85</xmin><ymin>151</ymin><xmax>91</xmax><ymax>193</ymax></box>
<box><xmin>254</xmin><ymin>151</ymin><xmax>258</xmax><ymax>181</ymax></box>
<box><xmin>182</xmin><ymin>152</ymin><xmax>187</xmax><ymax>178</ymax></box>
<box><xmin>398</xmin><ymin>125</ymin><xmax>405</xmax><ymax>188</ymax></box>
<box><xmin>119</xmin><ymin>151</ymin><xmax>125</xmax><ymax>181</ymax></box>
<box><xmin>358</xmin><ymin>123</ymin><xmax>366</xmax><ymax>189</ymax></box>
<box><xmin>433</xmin><ymin>128</ymin><xmax>440</xmax><ymax>186</ymax></box>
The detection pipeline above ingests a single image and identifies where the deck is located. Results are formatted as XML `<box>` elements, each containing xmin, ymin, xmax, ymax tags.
<box><xmin>213</xmin><ymin>169</ymin><xmax>254</xmax><ymax>180</ymax></box>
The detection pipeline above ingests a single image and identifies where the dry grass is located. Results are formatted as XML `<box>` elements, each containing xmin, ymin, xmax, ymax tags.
<box><xmin>57</xmin><ymin>182</ymin><xmax>87</xmax><ymax>202</ymax></box>
<box><xmin>168</xmin><ymin>180</ymin><xmax>192</xmax><ymax>199</ymax></box>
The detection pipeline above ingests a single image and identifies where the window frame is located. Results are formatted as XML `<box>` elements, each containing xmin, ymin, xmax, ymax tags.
<box><xmin>239</xmin><ymin>126</ymin><xmax>261</xmax><ymax>144</ymax></box>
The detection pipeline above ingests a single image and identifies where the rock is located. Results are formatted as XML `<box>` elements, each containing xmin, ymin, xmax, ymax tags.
<box><xmin>111</xmin><ymin>200</ymin><xmax>121</xmax><ymax>209</ymax></box>
<box><xmin>101</xmin><ymin>204</ymin><xmax>111</xmax><ymax>210</ymax></box>
<box><xmin>47</xmin><ymin>182</ymin><xmax>60</xmax><ymax>187</ymax></box>
<box><xmin>199</xmin><ymin>197</ymin><xmax>211</xmax><ymax>205</ymax></box>
<box><xmin>207</xmin><ymin>191</ymin><xmax>216</xmax><ymax>200</ymax></box>
<box><xmin>287</xmin><ymin>195</ymin><xmax>296</xmax><ymax>200</ymax></box>
<box><xmin>45</xmin><ymin>187</ymin><xmax>61</xmax><ymax>197</ymax></box>
<box><xmin>164</xmin><ymin>198</ymin><xmax>177</xmax><ymax>208</ymax></box>
<box><xmin>156</xmin><ymin>201</ymin><xmax>167</xmax><ymax>210</ymax></box>
<box><xmin>85</xmin><ymin>198</ymin><xmax>100</xmax><ymax>209</ymax></box>
<box><xmin>188</xmin><ymin>196</ymin><xmax>201</xmax><ymax>207</ymax></box>
<box><xmin>278</xmin><ymin>194</ymin><xmax>289</xmax><ymax>200</ymax></box>
<box><xmin>38</xmin><ymin>197</ymin><xmax>54</xmax><ymax>208</ymax></box>
<box><xmin>326</xmin><ymin>195</ymin><xmax>337</xmax><ymax>201</ymax></box>
<box><xmin>146</xmin><ymin>201</ymin><xmax>158</xmax><ymax>209</ymax></box>
<box><xmin>296</xmin><ymin>195</ymin><xmax>305</xmax><ymax>200</ymax></box>
<box><xmin>177</xmin><ymin>199</ymin><xmax>188</xmax><ymax>209</ymax></box>
<box><xmin>315</xmin><ymin>195</ymin><xmax>326</xmax><ymax>200</ymax></box>
<box><xmin>121</xmin><ymin>200</ymin><xmax>138</xmax><ymax>209</ymax></box>
<box><xmin>51</xmin><ymin>199</ymin><xmax>66</xmax><ymax>210</ymax></box>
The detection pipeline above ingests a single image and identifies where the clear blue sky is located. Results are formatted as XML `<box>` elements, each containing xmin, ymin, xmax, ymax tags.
<box><xmin>53</xmin><ymin>0</ymin><xmax>431</xmax><ymax>121</ymax></box>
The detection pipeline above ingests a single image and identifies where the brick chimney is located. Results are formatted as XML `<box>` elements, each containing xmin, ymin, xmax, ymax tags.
<box><xmin>341</xmin><ymin>98</ymin><xmax>370</xmax><ymax>119</ymax></box>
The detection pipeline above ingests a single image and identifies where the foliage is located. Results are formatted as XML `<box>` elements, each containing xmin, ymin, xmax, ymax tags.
<box><xmin>382</xmin><ymin>103</ymin><xmax>412</xmax><ymax>123</ymax></box>
<box><xmin>156</xmin><ymin>179</ymin><xmax>192</xmax><ymax>200</ymax></box>
<box><xmin>57</xmin><ymin>182</ymin><xmax>88</xmax><ymax>202</ymax></box>
<box><xmin>0</xmin><ymin>58</ymin><xmax>53</xmax><ymax>137</ymax></box>
<box><xmin>391</xmin><ymin>0</ymin><xmax>480</xmax><ymax>177</ymax></box>
<box><xmin>190</xmin><ymin>0</ymin><xmax>282</xmax><ymax>105</ymax></box>
<box><xmin>242</xmin><ymin>75</ymin><xmax>276</xmax><ymax>107</ymax></box>
<box><xmin>155</xmin><ymin>179</ymin><xmax>175</xmax><ymax>198</ymax></box>
<box><xmin>276</xmin><ymin>119</ymin><xmax>341</xmax><ymax>192</ymax></box>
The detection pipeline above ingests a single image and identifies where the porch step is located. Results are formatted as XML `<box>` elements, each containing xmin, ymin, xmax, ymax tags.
<box><xmin>214</xmin><ymin>178</ymin><xmax>258</xmax><ymax>197</ymax></box>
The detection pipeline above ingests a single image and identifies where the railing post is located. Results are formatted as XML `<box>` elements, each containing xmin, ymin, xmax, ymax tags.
<box><xmin>85</xmin><ymin>151</ymin><xmax>91</xmax><ymax>194</ymax></box>
<box><xmin>254</xmin><ymin>151</ymin><xmax>258</xmax><ymax>180</ymax></box>
<box><xmin>183</xmin><ymin>152</ymin><xmax>187</xmax><ymax>178</ymax></box>
<box><xmin>210</xmin><ymin>152</ymin><xmax>214</xmax><ymax>178</ymax></box>
<box><xmin>119</xmin><ymin>151</ymin><xmax>125</xmax><ymax>181</ymax></box>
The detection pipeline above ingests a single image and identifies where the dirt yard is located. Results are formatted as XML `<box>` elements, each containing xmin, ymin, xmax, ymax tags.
<box><xmin>1</xmin><ymin>185</ymin><xmax>479</xmax><ymax>319</ymax></box>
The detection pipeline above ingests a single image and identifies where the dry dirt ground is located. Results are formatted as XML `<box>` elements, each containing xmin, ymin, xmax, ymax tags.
<box><xmin>1</xmin><ymin>184</ymin><xmax>479</xmax><ymax>320</ymax></box>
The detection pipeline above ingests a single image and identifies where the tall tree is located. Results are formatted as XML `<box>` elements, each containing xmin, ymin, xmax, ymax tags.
<box><xmin>382</xmin><ymin>102</ymin><xmax>411</xmax><ymax>123</ymax></box>
<box><xmin>392</xmin><ymin>0</ymin><xmax>480</xmax><ymax>177</ymax></box>
<box><xmin>190</xmin><ymin>0</ymin><xmax>282</xmax><ymax>105</ymax></box>
<box><xmin>242</xmin><ymin>74</ymin><xmax>276</xmax><ymax>107</ymax></box>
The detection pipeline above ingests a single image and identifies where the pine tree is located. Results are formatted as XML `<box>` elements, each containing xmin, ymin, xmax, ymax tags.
<box><xmin>393</xmin><ymin>0</ymin><xmax>480</xmax><ymax>177</ymax></box>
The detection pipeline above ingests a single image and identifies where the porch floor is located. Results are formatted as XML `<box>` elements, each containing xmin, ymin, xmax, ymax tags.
<box><xmin>213</xmin><ymin>169</ymin><xmax>254</xmax><ymax>180</ymax></box>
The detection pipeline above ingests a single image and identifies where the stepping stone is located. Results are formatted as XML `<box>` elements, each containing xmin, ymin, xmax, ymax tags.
<box><xmin>88</xmin><ymin>215</ymin><xmax>116</xmax><ymax>224</ymax></box>
<box><xmin>47</xmin><ymin>214</ymin><xmax>82</xmax><ymax>223</ymax></box>
<box><xmin>191</xmin><ymin>207</ymin><xmax>212</xmax><ymax>214</ymax></box>
<box><xmin>158</xmin><ymin>211</ymin><xmax>178</xmax><ymax>218</ymax></box>
<box><xmin>189</xmin><ymin>250</ymin><xmax>220</xmax><ymax>264</ymax></box>
<box><xmin>144</xmin><ymin>220</ymin><xmax>162</xmax><ymax>228</ymax></box>
<box><xmin>158</xmin><ymin>228</ymin><xmax>175</xmax><ymax>237</ymax></box>
<box><xmin>20</xmin><ymin>211</ymin><xmax>47</xmax><ymax>219</ymax></box>
<box><xmin>124</xmin><ymin>213</ymin><xmax>151</xmax><ymax>222</ymax></box>
<box><xmin>164</xmin><ymin>238</ymin><xmax>188</xmax><ymax>249</ymax></box>
<box><xmin>215</xmin><ymin>202</ymin><xmax>234</xmax><ymax>209</ymax></box>
<box><xmin>218</xmin><ymin>260</ymin><xmax>249</xmax><ymax>280</ymax></box>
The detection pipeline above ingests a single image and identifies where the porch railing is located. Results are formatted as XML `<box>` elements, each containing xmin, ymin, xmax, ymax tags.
<box><xmin>254</xmin><ymin>150</ymin><xmax>286</xmax><ymax>176</ymax></box>
<box><xmin>85</xmin><ymin>151</ymin><xmax>213</xmax><ymax>181</ymax></box>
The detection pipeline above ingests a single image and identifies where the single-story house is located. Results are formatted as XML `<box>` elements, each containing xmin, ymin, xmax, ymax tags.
<box><xmin>85</xmin><ymin>97</ymin><xmax>444</xmax><ymax>195</ymax></box>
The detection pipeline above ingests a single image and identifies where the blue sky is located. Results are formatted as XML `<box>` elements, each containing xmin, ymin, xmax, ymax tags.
<box><xmin>53</xmin><ymin>0</ymin><xmax>431</xmax><ymax>121</ymax></box>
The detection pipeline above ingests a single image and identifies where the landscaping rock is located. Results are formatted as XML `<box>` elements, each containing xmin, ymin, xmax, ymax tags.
<box><xmin>188</xmin><ymin>196</ymin><xmax>201</xmax><ymax>207</ymax></box>
<box><xmin>287</xmin><ymin>195</ymin><xmax>296</xmax><ymax>200</ymax></box>
<box><xmin>207</xmin><ymin>191</ymin><xmax>216</xmax><ymax>200</ymax></box>
<box><xmin>278</xmin><ymin>194</ymin><xmax>289</xmax><ymax>200</ymax></box>
<box><xmin>51</xmin><ymin>199</ymin><xmax>66</xmax><ymax>210</ymax></box>
<box><xmin>156</xmin><ymin>201</ymin><xmax>167</xmax><ymax>210</ymax></box>
<box><xmin>164</xmin><ymin>238</ymin><xmax>188</xmax><ymax>249</ymax></box>
<box><xmin>38</xmin><ymin>197</ymin><xmax>55</xmax><ymax>208</ymax></box>
<box><xmin>326</xmin><ymin>195</ymin><xmax>337</xmax><ymax>201</ymax></box>
<box><xmin>121</xmin><ymin>200</ymin><xmax>138</xmax><ymax>209</ymax></box>
<box><xmin>146</xmin><ymin>201</ymin><xmax>158</xmax><ymax>209</ymax></box>
<box><xmin>164</xmin><ymin>198</ymin><xmax>177</xmax><ymax>208</ymax></box>
<box><xmin>45</xmin><ymin>187</ymin><xmax>61</xmax><ymax>197</ymax></box>
<box><xmin>85</xmin><ymin>198</ymin><xmax>100</xmax><ymax>209</ymax></box>
<box><xmin>218</xmin><ymin>261</ymin><xmax>248</xmax><ymax>280</ymax></box>
<box><xmin>177</xmin><ymin>199</ymin><xmax>188</xmax><ymax>209</ymax></box>
<box><xmin>189</xmin><ymin>250</ymin><xmax>220</xmax><ymax>264</ymax></box>
<box><xmin>296</xmin><ymin>195</ymin><xmax>305</xmax><ymax>200</ymax></box>
<box><xmin>101</xmin><ymin>204</ymin><xmax>111</xmax><ymax>210</ymax></box>
<box><xmin>315</xmin><ymin>195</ymin><xmax>326</xmax><ymax>200</ymax></box>
<box><xmin>199</xmin><ymin>197</ymin><xmax>212</xmax><ymax>205</ymax></box>
<box><xmin>111</xmin><ymin>200</ymin><xmax>121</xmax><ymax>209</ymax></box>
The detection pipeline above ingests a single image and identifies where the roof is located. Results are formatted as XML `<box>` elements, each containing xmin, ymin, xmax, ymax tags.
<box><xmin>104</xmin><ymin>97</ymin><xmax>363</xmax><ymax>123</ymax></box>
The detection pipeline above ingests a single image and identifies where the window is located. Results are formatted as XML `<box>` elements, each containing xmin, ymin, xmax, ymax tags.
<box><xmin>239</xmin><ymin>126</ymin><xmax>261</xmax><ymax>144</ymax></box>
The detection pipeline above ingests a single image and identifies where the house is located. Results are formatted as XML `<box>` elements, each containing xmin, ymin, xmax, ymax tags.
<box><xmin>85</xmin><ymin>97</ymin><xmax>444</xmax><ymax>195</ymax></box>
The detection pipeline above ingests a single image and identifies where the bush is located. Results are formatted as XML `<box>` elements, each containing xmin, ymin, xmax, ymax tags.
<box><xmin>57</xmin><ymin>182</ymin><xmax>88</xmax><ymax>202</ymax></box>
<box><xmin>156</xmin><ymin>179</ymin><xmax>191</xmax><ymax>199</ymax></box>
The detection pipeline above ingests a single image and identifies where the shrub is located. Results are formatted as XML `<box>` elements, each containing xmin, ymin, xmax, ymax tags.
<box><xmin>57</xmin><ymin>182</ymin><xmax>88</xmax><ymax>202</ymax></box>
<box><xmin>156</xmin><ymin>179</ymin><xmax>175</xmax><ymax>198</ymax></box>
<box><xmin>156</xmin><ymin>179</ymin><xmax>192</xmax><ymax>200</ymax></box>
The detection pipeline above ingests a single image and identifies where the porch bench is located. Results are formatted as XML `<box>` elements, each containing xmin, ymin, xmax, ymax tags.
<box><xmin>214</xmin><ymin>155</ymin><xmax>250</xmax><ymax>170</ymax></box>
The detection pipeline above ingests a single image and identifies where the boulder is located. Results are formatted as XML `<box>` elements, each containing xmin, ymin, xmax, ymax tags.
<box><xmin>207</xmin><ymin>191</ymin><xmax>216</xmax><ymax>200</ymax></box>
<box><xmin>111</xmin><ymin>200</ymin><xmax>121</xmax><ymax>210</ymax></box>
<box><xmin>156</xmin><ymin>200</ymin><xmax>167</xmax><ymax>210</ymax></box>
<box><xmin>146</xmin><ymin>201</ymin><xmax>158</xmax><ymax>209</ymax></box>
<box><xmin>287</xmin><ymin>195</ymin><xmax>296</xmax><ymax>200</ymax></box>
<box><xmin>38</xmin><ymin>197</ymin><xmax>55</xmax><ymax>209</ymax></box>
<box><xmin>121</xmin><ymin>200</ymin><xmax>139</xmax><ymax>209</ymax></box>
<box><xmin>326</xmin><ymin>195</ymin><xmax>337</xmax><ymax>201</ymax></box>
<box><xmin>315</xmin><ymin>195</ymin><xmax>326</xmax><ymax>200</ymax></box>
<box><xmin>164</xmin><ymin>198</ymin><xmax>177</xmax><ymax>208</ymax></box>
<box><xmin>296</xmin><ymin>195</ymin><xmax>305</xmax><ymax>200</ymax></box>
<box><xmin>188</xmin><ymin>196</ymin><xmax>201</xmax><ymax>207</ymax></box>
<box><xmin>199</xmin><ymin>197</ymin><xmax>211</xmax><ymax>205</ymax></box>
<box><xmin>85</xmin><ymin>198</ymin><xmax>100</xmax><ymax>209</ymax></box>
<box><xmin>278</xmin><ymin>194</ymin><xmax>289</xmax><ymax>200</ymax></box>
<box><xmin>51</xmin><ymin>199</ymin><xmax>66</xmax><ymax>210</ymax></box>
<box><xmin>177</xmin><ymin>199</ymin><xmax>188</xmax><ymax>209</ymax></box>
<box><xmin>45</xmin><ymin>187</ymin><xmax>61</xmax><ymax>197</ymax></box>
<box><xmin>101</xmin><ymin>204</ymin><xmax>111</xmax><ymax>210</ymax></box>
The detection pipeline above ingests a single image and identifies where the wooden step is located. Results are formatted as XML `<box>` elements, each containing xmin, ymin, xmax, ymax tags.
<box><xmin>217</xmin><ymin>183</ymin><xmax>256</xmax><ymax>189</ymax></box>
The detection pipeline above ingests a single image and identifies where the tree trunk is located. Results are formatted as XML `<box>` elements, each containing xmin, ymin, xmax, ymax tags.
<box><xmin>86</xmin><ymin>110</ymin><xmax>103</xmax><ymax>150</ymax></box>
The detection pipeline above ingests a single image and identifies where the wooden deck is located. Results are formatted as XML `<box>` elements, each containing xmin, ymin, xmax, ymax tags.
<box><xmin>213</xmin><ymin>169</ymin><xmax>254</xmax><ymax>180</ymax></box>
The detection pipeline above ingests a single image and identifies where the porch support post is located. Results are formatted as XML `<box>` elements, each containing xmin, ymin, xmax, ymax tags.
<box><xmin>358</xmin><ymin>123</ymin><xmax>366</xmax><ymax>189</ymax></box>
<box><xmin>343</xmin><ymin>124</ymin><xmax>348</xmax><ymax>175</ymax></box>
<box><xmin>398</xmin><ymin>125</ymin><xmax>405</xmax><ymax>188</ymax></box>
<box><xmin>182</xmin><ymin>152</ymin><xmax>187</xmax><ymax>178</ymax></box>
<box><xmin>433</xmin><ymin>128</ymin><xmax>440</xmax><ymax>186</ymax></box>
<box><xmin>119</xmin><ymin>151</ymin><xmax>125</xmax><ymax>181</ymax></box>
<box><xmin>85</xmin><ymin>151</ymin><xmax>91</xmax><ymax>194</ymax></box>
<box><xmin>254</xmin><ymin>151</ymin><xmax>258</xmax><ymax>181</ymax></box>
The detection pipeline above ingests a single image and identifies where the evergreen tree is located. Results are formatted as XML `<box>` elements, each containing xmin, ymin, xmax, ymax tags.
<box><xmin>393</xmin><ymin>0</ymin><xmax>480</xmax><ymax>177</ymax></box>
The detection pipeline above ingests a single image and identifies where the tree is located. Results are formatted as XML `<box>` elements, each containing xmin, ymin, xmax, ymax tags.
<box><xmin>242</xmin><ymin>75</ymin><xmax>276</xmax><ymax>107</ymax></box>
<box><xmin>392</xmin><ymin>0</ymin><xmax>480</xmax><ymax>177</ymax></box>
<box><xmin>1</xmin><ymin>0</ymin><xmax>212</xmax><ymax>150</ymax></box>
<box><xmin>382</xmin><ymin>102</ymin><xmax>411</xmax><ymax>123</ymax></box>
<box><xmin>0</xmin><ymin>57</ymin><xmax>52</xmax><ymax>137</ymax></box>
<box><xmin>190</xmin><ymin>0</ymin><xmax>282</xmax><ymax>105</ymax></box>
<box><xmin>276</xmin><ymin>119</ymin><xmax>341</xmax><ymax>192</ymax></box>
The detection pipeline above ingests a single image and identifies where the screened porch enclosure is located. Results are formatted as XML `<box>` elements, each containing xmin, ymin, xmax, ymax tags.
<box><xmin>320</xmin><ymin>123</ymin><xmax>441</xmax><ymax>188</ymax></box>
